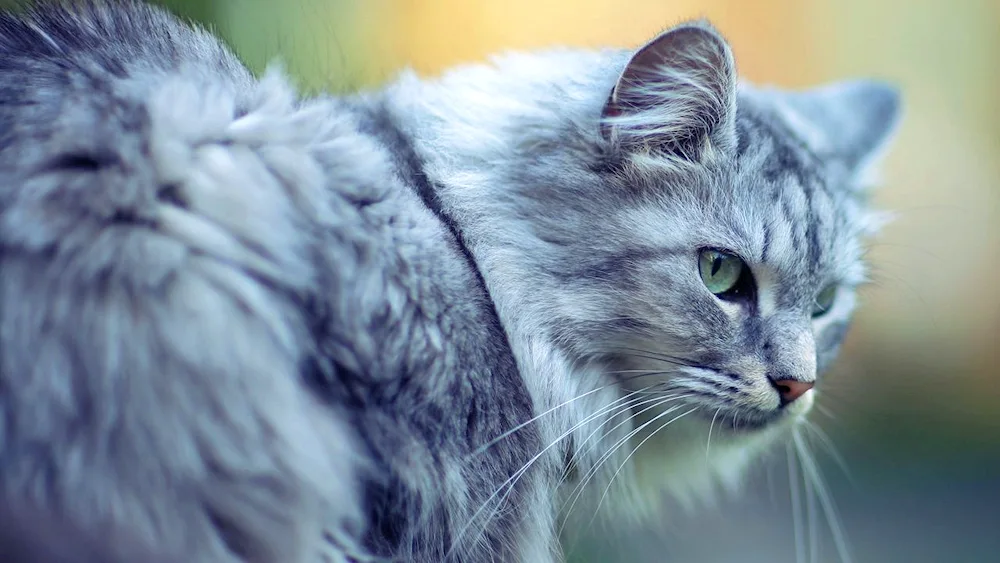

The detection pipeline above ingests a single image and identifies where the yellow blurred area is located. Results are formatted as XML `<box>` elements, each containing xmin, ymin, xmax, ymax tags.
<box><xmin>382</xmin><ymin>0</ymin><xmax>818</xmax><ymax>85</ymax></box>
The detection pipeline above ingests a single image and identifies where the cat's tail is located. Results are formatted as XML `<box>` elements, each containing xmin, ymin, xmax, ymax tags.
<box><xmin>0</xmin><ymin>2</ymin><xmax>364</xmax><ymax>562</ymax></box>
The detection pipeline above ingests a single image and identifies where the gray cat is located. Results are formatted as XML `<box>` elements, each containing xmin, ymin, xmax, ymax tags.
<box><xmin>0</xmin><ymin>1</ymin><xmax>900</xmax><ymax>562</ymax></box>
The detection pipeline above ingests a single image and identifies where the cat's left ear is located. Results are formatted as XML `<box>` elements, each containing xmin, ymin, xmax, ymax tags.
<box><xmin>772</xmin><ymin>81</ymin><xmax>902</xmax><ymax>186</ymax></box>
<box><xmin>601</xmin><ymin>21</ymin><xmax>738</xmax><ymax>161</ymax></box>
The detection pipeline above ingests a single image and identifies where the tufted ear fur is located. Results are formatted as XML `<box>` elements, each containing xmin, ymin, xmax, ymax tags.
<box><xmin>769</xmin><ymin>80</ymin><xmax>902</xmax><ymax>187</ymax></box>
<box><xmin>601</xmin><ymin>21</ymin><xmax>738</xmax><ymax>161</ymax></box>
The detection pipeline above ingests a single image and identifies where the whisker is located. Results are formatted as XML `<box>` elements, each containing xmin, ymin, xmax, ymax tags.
<box><xmin>813</xmin><ymin>403</ymin><xmax>838</xmax><ymax>420</ymax></box>
<box><xmin>787</xmin><ymin>443</ymin><xmax>806</xmax><ymax>563</ymax></box>
<box><xmin>556</xmin><ymin>388</ymin><xmax>670</xmax><ymax>485</ymax></box>
<box><xmin>616</xmin><ymin>347</ymin><xmax>702</xmax><ymax>367</ymax></box>
<box><xmin>794</xmin><ymin>430</ymin><xmax>854</xmax><ymax>563</ymax></box>
<box><xmin>583</xmin><ymin>406</ymin><xmax>699</xmax><ymax>537</ymax></box>
<box><xmin>481</xmin><ymin>391</ymin><xmax>672</xmax><ymax>540</ymax></box>
<box><xmin>465</xmin><ymin>370</ymin><xmax>666</xmax><ymax>460</ymax></box>
<box><xmin>560</xmin><ymin>399</ymin><xmax>691</xmax><ymax>557</ymax></box>
<box><xmin>558</xmin><ymin>393</ymin><xmax>690</xmax><ymax>535</ymax></box>
<box><xmin>730</xmin><ymin>407</ymin><xmax>745</xmax><ymax>433</ymax></box>
<box><xmin>705</xmin><ymin>407</ymin><xmax>721</xmax><ymax>460</ymax></box>
<box><xmin>617</xmin><ymin>353</ymin><xmax>701</xmax><ymax>370</ymax></box>
<box><xmin>602</xmin><ymin>368</ymin><xmax>675</xmax><ymax>375</ymax></box>
<box><xmin>449</xmin><ymin>389</ymin><xmax>648</xmax><ymax>558</ymax></box>
<box><xmin>802</xmin><ymin>421</ymin><xmax>855</xmax><ymax>485</ymax></box>
<box><xmin>804</xmin><ymin>446</ymin><xmax>820</xmax><ymax>563</ymax></box>
<box><xmin>554</xmin><ymin>392</ymin><xmax>672</xmax><ymax>517</ymax></box>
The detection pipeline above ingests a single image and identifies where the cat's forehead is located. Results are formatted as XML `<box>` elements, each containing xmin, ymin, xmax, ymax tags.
<box><xmin>738</xmin><ymin>167</ymin><xmax>866</xmax><ymax>293</ymax></box>
<box><xmin>715</xmin><ymin>113</ymin><xmax>869</xmax><ymax>293</ymax></box>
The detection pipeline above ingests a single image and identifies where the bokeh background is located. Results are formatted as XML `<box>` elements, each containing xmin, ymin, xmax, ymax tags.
<box><xmin>9</xmin><ymin>0</ymin><xmax>998</xmax><ymax>561</ymax></box>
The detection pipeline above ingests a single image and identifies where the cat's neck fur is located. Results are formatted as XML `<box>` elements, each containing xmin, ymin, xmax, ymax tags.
<box><xmin>381</xmin><ymin>50</ymin><xmax>636</xmax><ymax>495</ymax></box>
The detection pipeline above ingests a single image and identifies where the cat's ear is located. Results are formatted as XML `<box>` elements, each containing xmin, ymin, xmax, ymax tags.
<box><xmin>601</xmin><ymin>21</ymin><xmax>738</xmax><ymax>161</ymax></box>
<box><xmin>773</xmin><ymin>80</ymin><xmax>901</xmax><ymax>186</ymax></box>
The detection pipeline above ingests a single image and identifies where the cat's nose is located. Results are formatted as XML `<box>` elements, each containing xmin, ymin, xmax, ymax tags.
<box><xmin>771</xmin><ymin>379</ymin><xmax>814</xmax><ymax>405</ymax></box>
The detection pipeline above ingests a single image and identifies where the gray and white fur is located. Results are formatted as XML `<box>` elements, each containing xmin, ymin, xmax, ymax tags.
<box><xmin>0</xmin><ymin>2</ymin><xmax>900</xmax><ymax>562</ymax></box>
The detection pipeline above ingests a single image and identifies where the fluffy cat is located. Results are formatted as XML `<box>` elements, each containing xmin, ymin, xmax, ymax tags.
<box><xmin>0</xmin><ymin>1</ymin><xmax>900</xmax><ymax>562</ymax></box>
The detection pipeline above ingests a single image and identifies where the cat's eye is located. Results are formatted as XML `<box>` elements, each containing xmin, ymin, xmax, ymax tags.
<box><xmin>812</xmin><ymin>285</ymin><xmax>837</xmax><ymax>317</ymax></box>
<box><xmin>699</xmin><ymin>249</ymin><xmax>746</xmax><ymax>296</ymax></box>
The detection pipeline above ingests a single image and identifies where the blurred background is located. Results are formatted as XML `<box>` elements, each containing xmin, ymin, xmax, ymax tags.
<box><xmin>10</xmin><ymin>0</ymin><xmax>999</xmax><ymax>561</ymax></box>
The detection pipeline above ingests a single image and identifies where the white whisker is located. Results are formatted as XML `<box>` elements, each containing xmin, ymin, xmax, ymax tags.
<box><xmin>803</xmin><ymin>421</ymin><xmax>854</xmax><ymax>485</ymax></box>
<box><xmin>794</xmin><ymin>430</ymin><xmax>854</xmax><ymax>563</ymax></box>
<box><xmin>583</xmin><ymin>406</ymin><xmax>699</xmax><ymax>534</ymax></box>
<box><xmin>705</xmin><ymin>406</ymin><xmax>721</xmax><ymax>460</ymax></box>
<box><xmin>814</xmin><ymin>403</ymin><xmax>838</xmax><ymax>420</ymax></box>
<box><xmin>557</xmin><ymin>390</ymin><xmax>673</xmax><ymax>487</ymax></box>
<box><xmin>557</xmin><ymin>393</ymin><xmax>691</xmax><ymax>535</ymax></box>
<box><xmin>466</xmin><ymin>375</ymin><xmax>661</xmax><ymax>460</ymax></box>
<box><xmin>450</xmin><ymin>389</ymin><xmax>650</xmax><ymax>558</ymax></box>
<box><xmin>802</xmin><ymin>444</ymin><xmax>820</xmax><ymax>563</ymax></box>
<box><xmin>787</xmin><ymin>443</ymin><xmax>806</xmax><ymax>563</ymax></box>
<box><xmin>560</xmin><ymin>399</ymin><xmax>691</xmax><ymax>558</ymax></box>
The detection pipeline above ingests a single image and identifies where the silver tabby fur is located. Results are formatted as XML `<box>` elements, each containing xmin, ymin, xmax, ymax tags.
<box><xmin>0</xmin><ymin>2</ymin><xmax>900</xmax><ymax>562</ymax></box>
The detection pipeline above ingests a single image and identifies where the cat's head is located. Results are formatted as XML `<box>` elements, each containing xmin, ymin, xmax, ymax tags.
<box><xmin>566</xmin><ymin>21</ymin><xmax>900</xmax><ymax>423</ymax></box>
<box><xmin>395</xmin><ymin>19</ymin><xmax>899</xmax><ymax>500</ymax></box>
<box><xmin>550</xmin><ymin>22</ymin><xmax>901</xmax><ymax>496</ymax></box>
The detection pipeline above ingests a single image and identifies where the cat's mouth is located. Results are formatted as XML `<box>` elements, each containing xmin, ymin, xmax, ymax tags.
<box><xmin>688</xmin><ymin>384</ymin><xmax>815</xmax><ymax>434</ymax></box>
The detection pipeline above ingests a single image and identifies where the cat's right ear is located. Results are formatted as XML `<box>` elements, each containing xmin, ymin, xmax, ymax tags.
<box><xmin>601</xmin><ymin>22</ymin><xmax>738</xmax><ymax>162</ymax></box>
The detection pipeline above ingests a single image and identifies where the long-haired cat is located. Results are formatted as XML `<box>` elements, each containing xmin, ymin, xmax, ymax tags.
<box><xmin>0</xmin><ymin>1</ymin><xmax>900</xmax><ymax>561</ymax></box>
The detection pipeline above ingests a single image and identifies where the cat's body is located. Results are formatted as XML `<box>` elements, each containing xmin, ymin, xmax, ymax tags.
<box><xmin>0</xmin><ymin>2</ymin><xmax>900</xmax><ymax>562</ymax></box>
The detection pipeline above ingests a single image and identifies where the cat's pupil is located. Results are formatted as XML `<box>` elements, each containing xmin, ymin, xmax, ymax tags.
<box><xmin>711</xmin><ymin>256</ymin><xmax>723</xmax><ymax>276</ymax></box>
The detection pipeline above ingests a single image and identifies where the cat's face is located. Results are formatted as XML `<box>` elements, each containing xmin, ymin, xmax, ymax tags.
<box><xmin>566</xmin><ymin>156</ymin><xmax>873</xmax><ymax>434</ymax></box>
<box><xmin>523</xmin><ymin>24</ymin><xmax>899</xmax><ymax>464</ymax></box>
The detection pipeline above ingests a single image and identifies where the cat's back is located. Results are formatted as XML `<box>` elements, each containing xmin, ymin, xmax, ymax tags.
<box><xmin>0</xmin><ymin>2</ymin><xmax>385</xmax><ymax>561</ymax></box>
<box><xmin>0</xmin><ymin>2</ymin><xmax>548</xmax><ymax>561</ymax></box>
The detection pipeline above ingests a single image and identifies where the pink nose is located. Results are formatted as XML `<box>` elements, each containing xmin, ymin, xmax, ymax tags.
<box><xmin>772</xmin><ymin>379</ymin><xmax>814</xmax><ymax>405</ymax></box>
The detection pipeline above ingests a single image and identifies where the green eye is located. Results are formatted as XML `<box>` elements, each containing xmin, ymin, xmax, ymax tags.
<box><xmin>812</xmin><ymin>285</ymin><xmax>837</xmax><ymax>317</ymax></box>
<box><xmin>699</xmin><ymin>249</ymin><xmax>745</xmax><ymax>295</ymax></box>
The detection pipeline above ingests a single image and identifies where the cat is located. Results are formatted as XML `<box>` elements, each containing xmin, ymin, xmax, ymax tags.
<box><xmin>0</xmin><ymin>498</ymin><xmax>181</xmax><ymax>563</ymax></box>
<box><xmin>0</xmin><ymin>1</ymin><xmax>901</xmax><ymax>562</ymax></box>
